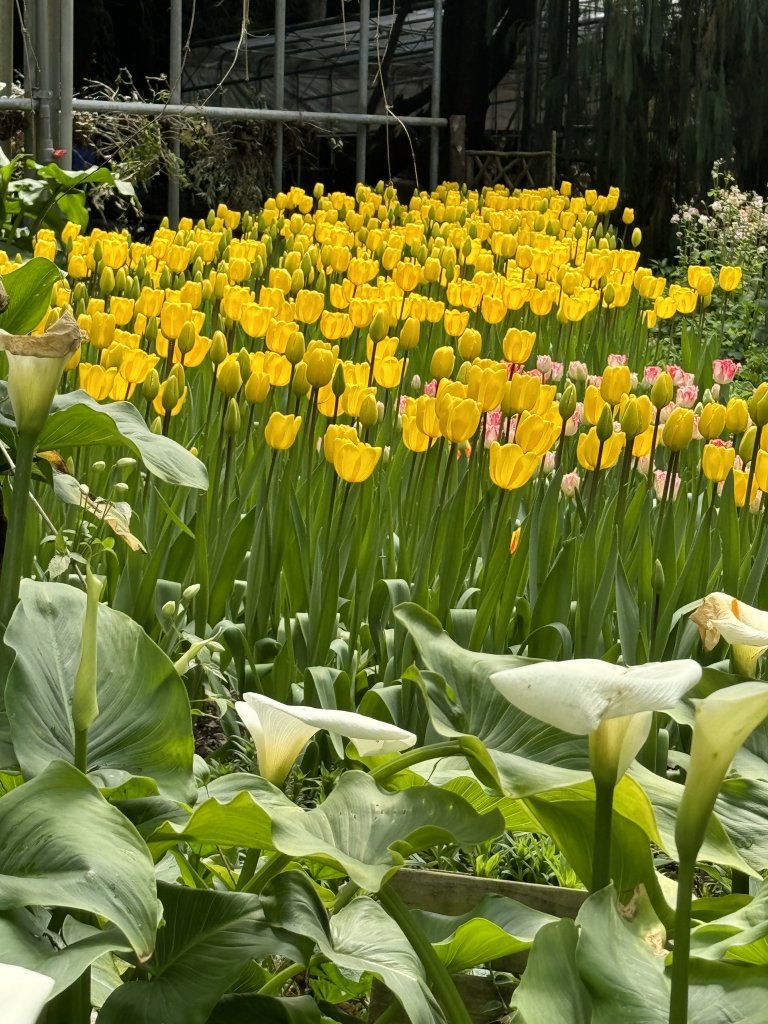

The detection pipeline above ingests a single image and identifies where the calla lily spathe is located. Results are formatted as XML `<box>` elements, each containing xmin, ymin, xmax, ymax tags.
<box><xmin>489</xmin><ymin>658</ymin><xmax>702</xmax><ymax>736</ymax></box>
<box><xmin>690</xmin><ymin>591</ymin><xmax>768</xmax><ymax>651</ymax></box>
<box><xmin>0</xmin><ymin>963</ymin><xmax>55</xmax><ymax>1024</ymax></box>
<box><xmin>235</xmin><ymin>692</ymin><xmax>417</xmax><ymax>786</ymax></box>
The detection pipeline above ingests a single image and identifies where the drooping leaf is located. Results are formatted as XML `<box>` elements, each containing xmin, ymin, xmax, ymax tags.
<box><xmin>510</xmin><ymin>919</ymin><xmax>591</xmax><ymax>1024</ymax></box>
<box><xmin>0</xmin><ymin>257</ymin><xmax>61</xmax><ymax>334</ymax></box>
<box><xmin>206</xmin><ymin>994</ymin><xmax>322</xmax><ymax>1023</ymax></box>
<box><xmin>5</xmin><ymin>580</ymin><xmax>195</xmax><ymax>802</ymax></box>
<box><xmin>0</xmin><ymin>761</ymin><xmax>157</xmax><ymax>959</ymax></box>
<box><xmin>39</xmin><ymin>390</ymin><xmax>208</xmax><ymax>489</ymax></box>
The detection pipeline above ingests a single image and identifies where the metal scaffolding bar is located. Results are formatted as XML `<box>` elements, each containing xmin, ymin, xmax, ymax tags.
<box><xmin>168</xmin><ymin>0</ymin><xmax>182</xmax><ymax>225</ymax></box>
<box><xmin>34</xmin><ymin>0</ymin><xmax>53</xmax><ymax>161</ymax></box>
<box><xmin>429</xmin><ymin>0</ymin><xmax>443</xmax><ymax>190</ymax></box>
<box><xmin>273</xmin><ymin>0</ymin><xmax>286</xmax><ymax>192</ymax></box>
<box><xmin>356</xmin><ymin>0</ymin><xmax>370</xmax><ymax>184</ymax></box>
<box><xmin>59</xmin><ymin>0</ymin><xmax>74</xmax><ymax>169</ymax></box>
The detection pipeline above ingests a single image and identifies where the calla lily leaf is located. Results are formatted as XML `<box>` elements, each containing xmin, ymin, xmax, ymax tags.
<box><xmin>510</xmin><ymin>919</ymin><xmax>591</xmax><ymax>1024</ymax></box>
<box><xmin>5</xmin><ymin>580</ymin><xmax>195</xmax><ymax>802</ymax></box>
<box><xmin>153</xmin><ymin>771</ymin><xmax>505</xmax><ymax>892</ymax></box>
<box><xmin>690</xmin><ymin>879</ymin><xmax>768</xmax><ymax>962</ymax></box>
<box><xmin>0</xmin><ymin>257</ymin><xmax>61</xmax><ymax>334</ymax></box>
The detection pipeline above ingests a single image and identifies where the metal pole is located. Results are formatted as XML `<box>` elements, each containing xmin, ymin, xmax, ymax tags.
<box><xmin>273</xmin><ymin>0</ymin><xmax>286</xmax><ymax>193</ymax></box>
<box><xmin>59</xmin><ymin>0</ymin><xmax>74</xmax><ymax>169</ymax></box>
<box><xmin>0</xmin><ymin>0</ymin><xmax>13</xmax><ymax>154</ymax></box>
<box><xmin>35</xmin><ymin>0</ymin><xmax>53</xmax><ymax>161</ymax></box>
<box><xmin>0</xmin><ymin>95</ymin><xmax>448</xmax><ymax>129</ymax></box>
<box><xmin>356</xmin><ymin>0</ymin><xmax>370</xmax><ymax>184</ymax></box>
<box><xmin>168</xmin><ymin>0</ymin><xmax>182</xmax><ymax>227</ymax></box>
<box><xmin>429</xmin><ymin>0</ymin><xmax>443</xmax><ymax>190</ymax></box>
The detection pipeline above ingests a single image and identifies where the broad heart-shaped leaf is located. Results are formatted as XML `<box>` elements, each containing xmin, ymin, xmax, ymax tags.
<box><xmin>0</xmin><ymin>909</ymin><xmax>131</xmax><ymax>997</ymax></box>
<box><xmin>0</xmin><ymin>761</ymin><xmax>157</xmax><ymax>959</ymax></box>
<box><xmin>157</xmin><ymin>771</ymin><xmax>505</xmax><ymax>892</ymax></box>
<box><xmin>395</xmin><ymin>603</ymin><xmax>591</xmax><ymax>796</ymax></box>
<box><xmin>39</xmin><ymin>390</ymin><xmax>208</xmax><ymax>489</ymax></box>
<box><xmin>261</xmin><ymin>872</ymin><xmax>443</xmax><ymax>1024</ymax></box>
<box><xmin>510</xmin><ymin>919</ymin><xmax>591</xmax><ymax>1024</ymax></box>
<box><xmin>525</xmin><ymin>777</ymin><xmax>675</xmax><ymax>925</ymax></box>
<box><xmin>575</xmin><ymin>886</ymin><xmax>669</xmax><ymax>1024</ymax></box>
<box><xmin>5</xmin><ymin>580</ymin><xmax>195</xmax><ymax>802</ymax></box>
<box><xmin>206</xmin><ymin>995</ymin><xmax>322</xmax><ymax>1023</ymax></box>
<box><xmin>0</xmin><ymin>257</ymin><xmax>61</xmax><ymax>333</ymax></box>
<box><xmin>410</xmin><ymin>893</ymin><xmax>557</xmax><ymax>973</ymax></box>
<box><xmin>98</xmin><ymin>882</ymin><xmax>310</xmax><ymax>1024</ymax></box>
<box><xmin>690</xmin><ymin>879</ymin><xmax>768</xmax><ymax>963</ymax></box>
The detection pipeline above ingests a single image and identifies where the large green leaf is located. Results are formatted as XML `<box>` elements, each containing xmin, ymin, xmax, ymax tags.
<box><xmin>690</xmin><ymin>880</ymin><xmax>768</xmax><ymax>963</ymax></box>
<box><xmin>0</xmin><ymin>761</ymin><xmax>157</xmax><ymax>958</ymax></box>
<box><xmin>395</xmin><ymin>603</ymin><xmax>590</xmax><ymax>796</ymax></box>
<box><xmin>5</xmin><ymin>580</ymin><xmax>194</xmax><ymax>802</ymax></box>
<box><xmin>39</xmin><ymin>391</ymin><xmax>208</xmax><ymax>489</ymax></box>
<box><xmin>410</xmin><ymin>893</ymin><xmax>557</xmax><ymax>973</ymax></box>
<box><xmin>510</xmin><ymin>919</ymin><xmax>591</xmax><ymax>1024</ymax></box>
<box><xmin>206</xmin><ymin>995</ymin><xmax>322</xmax><ymax>1023</ymax></box>
<box><xmin>0</xmin><ymin>910</ymin><xmax>130</xmax><ymax>997</ymax></box>
<box><xmin>261</xmin><ymin>872</ymin><xmax>444</xmax><ymax>1024</ymax></box>
<box><xmin>525</xmin><ymin>777</ymin><xmax>674</xmax><ymax>923</ymax></box>
<box><xmin>0</xmin><ymin>257</ymin><xmax>61</xmax><ymax>333</ymax></box>
<box><xmin>98</xmin><ymin>882</ymin><xmax>309</xmax><ymax>1024</ymax></box>
<box><xmin>156</xmin><ymin>771</ymin><xmax>505</xmax><ymax>892</ymax></box>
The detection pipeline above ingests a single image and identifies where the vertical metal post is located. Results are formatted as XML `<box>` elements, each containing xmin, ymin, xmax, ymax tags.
<box><xmin>273</xmin><ymin>0</ymin><xmax>286</xmax><ymax>193</ymax></box>
<box><xmin>429</xmin><ymin>0</ymin><xmax>443</xmax><ymax>190</ymax></box>
<box><xmin>168</xmin><ymin>0</ymin><xmax>182</xmax><ymax>226</ymax></box>
<box><xmin>0</xmin><ymin>0</ymin><xmax>13</xmax><ymax>154</ymax></box>
<box><xmin>59</xmin><ymin>0</ymin><xmax>74</xmax><ymax>168</ymax></box>
<box><xmin>35</xmin><ymin>0</ymin><xmax>53</xmax><ymax>161</ymax></box>
<box><xmin>356</xmin><ymin>0</ymin><xmax>370</xmax><ymax>184</ymax></box>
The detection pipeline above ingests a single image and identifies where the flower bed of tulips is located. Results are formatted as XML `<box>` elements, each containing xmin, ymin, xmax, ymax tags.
<box><xmin>2</xmin><ymin>180</ymin><xmax>768</xmax><ymax>1024</ymax></box>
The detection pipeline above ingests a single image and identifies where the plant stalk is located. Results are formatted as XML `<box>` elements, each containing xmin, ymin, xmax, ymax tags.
<box><xmin>0</xmin><ymin>431</ymin><xmax>36</xmax><ymax>631</ymax></box>
<box><xmin>591</xmin><ymin>777</ymin><xmax>615</xmax><ymax>892</ymax></box>
<box><xmin>668</xmin><ymin>854</ymin><xmax>696</xmax><ymax>1024</ymax></box>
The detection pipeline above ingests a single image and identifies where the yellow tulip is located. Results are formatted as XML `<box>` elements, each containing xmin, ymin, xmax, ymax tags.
<box><xmin>662</xmin><ymin>407</ymin><xmax>694</xmax><ymax>451</ymax></box>
<box><xmin>323</xmin><ymin>424</ymin><xmax>359</xmax><ymax>463</ymax></box>
<box><xmin>600</xmin><ymin>365</ymin><xmax>631</xmax><ymax>406</ymax></box>
<box><xmin>414</xmin><ymin>396</ymin><xmax>442</xmax><ymax>439</ymax></box>
<box><xmin>401</xmin><ymin>414</ymin><xmax>432</xmax><ymax>452</ymax></box>
<box><xmin>109</xmin><ymin>296</ymin><xmax>135</xmax><ymax>328</ymax></box>
<box><xmin>264</xmin><ymin>412</ymin><xmax>302</xmax><ymax>450</ymax></box>
<box><xmin>333</xmin><ymin>438</ymin><xmax>381</xmax><ymax>482</ymax></box>
<box><xmin>467</xmin><ymin>365</ymin><xmax>506</xmax><ymax>412</ymax></box>
<box><xmin>577</xmin><ymin>427</ymin><xmax>625</xmax><ymax>471</ymax></box>
<box><xmin>698</xmin><ymin>403</ymin><xmax>726</xmax><ymax>441</ymax></box>
<box><xmin>160</xmin><ymin>302</ymin><xmax>193</xmax><ymax>341</ymax></box>
<box><xmin>489</xmin><ymin>442</ymin><xmax>539</xmax><ymax>490</ymax></box>
<box><xmin>295</xmin><ymin>289</ymin><xmax>325</xmax><ymax>324</ymax></box>
<box><xmin>583</xmin><ymin>384</ymin><xmax>607</xmax><ymax>426</ymax></box>
<box><xmin>718</xmin><ymin>266</ymin><xmax>743</xmax><ymax>292</ymax></box>
<box><xmin>702</xmin><ymin>442</ymin><xmax>735</xmax><ymax>483</ymax></box>
<box><xmin>240</xmin><ymin>303</ymin><xmax>272</xmax><ymax>339</ymax></box>
<box><xmin>734</xmin><ymin>469</ymin><xmax>759</xmax><ymax>509</ymax></box>
<box><xmin>437</xmin><ymin>396</ymin><xmax>482</xmax><ymax>443</ymax></box>
<box><xmin>443</xmin><ymin>308</ymin><xmax>470</xmax><ymax>338</ymax></box>
<box><xmin>515</xmin><ymin>412</ymin><xmax>558</xmax><ymax>456</ymax></box>
<box><xmin>502</xmin><ymin>328</ymin><xmax>536</xmax><ymax>364</ymax></box>
<box><xmin>89</xmin><ymin>311</ymin><xmax>116</xmax><ymax>350</ymax></box>
<box><xmin>430</xmin><ymin>346</ymin><xmax>456</xmax><ymax>381</ymax></box>
<box><xmin>374</xmin><ymin>356</ymin><xmax>405</xmax><ymax>389</ymax></box>
<box><xmin>504</xmin><ymin>373</ymin><xmax>540</xmax><ymax>416</ymax></box>
<box><xmin>725</xmin><ymin>397</ymin><xmax>749</xmax><ymax>434</ymax></box>
<box><xmin>79</xmin><ymin>363</ymin><xmax>117</xmax><ymax>401</ymax></box>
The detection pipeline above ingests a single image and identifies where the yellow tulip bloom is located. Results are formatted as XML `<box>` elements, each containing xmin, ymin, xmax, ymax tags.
<box><xmin>333</xmin><ymin>438</ymin><xmax>382</xmax><ymax>482</ymax></box>
<box><xmin>577</xmin><ymin>427</ymin><xmax>626</xmax><ymax>471</ymax></box>
<box><xmin>264</xmin><ymin>412</ymin><xmax>302</xmax><ymax>450</ymax></box>
<box><xmin>488</xmin><ymin>442</ymin><xmax>539</xmax><ymax>490</ymax></box>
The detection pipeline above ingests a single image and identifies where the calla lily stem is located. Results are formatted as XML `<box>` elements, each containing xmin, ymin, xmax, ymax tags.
<box><xmin>379</xmin><ymin>884</ymin><xmax>473</xmax><ymax>1024</ymax></box>
<box><xmin>0</xmin><ymin>431</ymin><xmax>37</xmax><ymax>632</ymax></box>
<box><xmin>370</xmin><ymin>742</ymin><xmax>466</xmax><ymax>785</ymax></box>
<box><xmin>591</xmin><ymin>777</ymin><xmax>615</xmax><ymax>892</ymax></box>
<box><xmin>669</xmin><ymin>853</ymin><xmax>696</xmax><ymax>1024</ymax></box>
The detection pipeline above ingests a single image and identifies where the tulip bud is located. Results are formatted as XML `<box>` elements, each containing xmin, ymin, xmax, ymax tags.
<box><xmin>559</xmin><ymin>381</ymin><xmax>577</xmax><ymax>421</ymax></box>
<box><xmin>369</xmin><ymin>309</ymin><xmax>390</xmax><ymax>343</ymax></box>
<box><xmin>237</xmin><ymin>347</ymin><xmax>252</xmax><ymax>384</ymax></box>
<box><xmin>217</xmin><ymin>358</ymin><xmax>242</xmax><ymax>398</ymax></box>
<box><xmin>99</xmin><ymin>266</ymin><xmax>116</xmax><ymax>294</ymax></box>
<box><xmin>245</xmin><ymin>371</ymin><xmax>270</xmax><ymax>404</ymax></box>
<box><xmin>141</xmin><ymin>369</ymin><xmax>160</xmax><ymax>402</ymax></box>
<box><xmin>177</xmin><ymin>321</ymin><xmax>196</xmax><ymax>356</ymax></box>
<box><xmin>620</xmin><ymin>395</ymin><xmax>643</xmax><ymax>439</ymax></box>
<box><xmin>650</xmin><ymin>370</ymin><xmax>674</xmax><ymax>409</ymax></box>
<box><xmin>359</xmin><ymin>393</ymin><xmax>379</xmax><ymax>429</ymax></box>
<box><xmin>161</xmin><ymin>375</ymin><xmax>180</xmax><ymax>413</ymax></box>
<box><xmin>458</xmin><ymin>328</ymin><xmax>482</xmax><ymax>361</ymax></box>
<box><xmin>749</xmin><ymin>384</ymin><xmax>768</xmax><ymax>428</ymax></box>
<box><xmin>740</xmin><ymin>425</ymin><xmax>757</xmax><ymax>464</ymax></box>
<box><xmin>292</xmin><ymin>363</ymin><xmax>311</xmax><ymax>397</ymax></box>
<box><xmin>332</xmin><ymin>362</ymin><xmax>346</xmax><ymax>398</ymax></box>
<box><xmin>399</xmin><ymin>317</ymin><xmax>421</xmax><ymax>351</ymax></box>
<box><xmin>652</xmin><ymin>558</ymin><xmax>665</xmax><ymax>595</ymax></box>
<box><xmin>631</xmin><ymin>227</ymin><xmax>642</xmax><ymax>247</ymax></box>
<box><xmin>596</xmin><ymin>403</ymin><xmax>615</xmax><ymax>442</ymax></box>
<box><xmin>430</xmin><ymin>345</ymin><xmax>456</xmax><ymax>381</ymax></box>
<box><xmin>224</xmin><ymin>397</ymin><xmax>241</xmax><ymax>437</ymax></box>
<box><xmin>210</xmin><ymin>330</ymin><xmax>228</xmax><ymax>366</ymax></box>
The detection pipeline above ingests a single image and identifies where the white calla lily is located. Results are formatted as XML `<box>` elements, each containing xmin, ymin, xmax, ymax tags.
<box><xmin>489</xmin><ymin>658</ymin><xmax>702</xmax><ymax>736</ymax></box>
<box><xmin>690</xmin><ymin>591</ymin><xmax>768</xmax><ymax>675</ymax></box>
<box><xmin>0</xmin><ymin>963</ymin><xmax>55</xmax><ymax>1024</ymax></box>
<box><xmin>0</xmin><ymin>311</ymin><xmax>84</xmax><ymax>437</ymax></box>
<box><xmin>676</xmin><ymin>681</ymin><xmax>768</xmax><ymax>860</ymax></box>
<box><xmin>235</xmin><ymin>692</ymin><xmax>417</xmax><ymax>786</ymax></box>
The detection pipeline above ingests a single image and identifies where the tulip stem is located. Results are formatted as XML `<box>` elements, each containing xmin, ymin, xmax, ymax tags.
<box><xmin>378</xmin><ymin>884</ymin><xmax>473</xmax><ymax>1024</ymax></box>
<box><xmin>743</xmin><ymin>423</ymin><xmax>763</xmax><ymax>521</ymax></box>
<box><xmin>591</xmin><ymin>777</ymin><xmax>615</xmax><ymax>892</ymax></box>
<box><xmin>668</xmin><ymin>854</ymin><xmax>696</xmax><ymax>1024</ymax></box>
<box><xmin>0</xmin><ymin>431</ymin><xmax>36</xmax><ymax>632</ymax></box>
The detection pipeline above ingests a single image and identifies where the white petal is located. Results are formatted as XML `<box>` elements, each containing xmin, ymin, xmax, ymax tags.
<box><xmin>235</xmin><ymin>698</ymin><xmax>318</xmax><ymax>786</ymax></box>
<box><xmin>589</xmin><ymin>712</ymin><xmax>653</xmax><ymax>785</ymax></box>
<box><xmin>709</xmin><ymin>616</ymin><xmax>768</xmax><ymax>649</ymax></box>
<box><xmin>0</xmin><ymin>963</ymin><xmax>55</xmax><ymax>1024</ymax></box>
<box><xmin>490</xmin><ymin>658</ymin><xmax>701</xmax><ymax>735</ymax></box>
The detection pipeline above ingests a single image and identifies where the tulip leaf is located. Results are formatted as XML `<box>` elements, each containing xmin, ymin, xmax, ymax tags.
<box><xmin>409</xmin><ymin>893</ymin><xmax>558</xmax><ymax>973</ymax></box>
<box><xmin>0</xmin><ymin>760</ymin><xmax>157</xmax><ymax>959</ymax></box>
<box><xmin>0</xmin><ymin>257</ymin><xmax>61</xmax><ymax>334</ymax></box>
<box><xmin>98</xmin><ymin>882</ymin><xmax>309</xmax><ymax>1024</ymax></box>
<box><xmin>39</xmin><ymin>390</ymin><xmax>208</xmax><ymax>489</ymax></box>
<box><xmin>5</xmin><ymin>580</ymin><xmax>195</xmax><ymax>802</ymax></box>
<box><xmin>395</xmin><ymin>602</ymin><xmax>590</xmax><ymax>796</ymax></box>
<box><xmin>155</xmin><ymin>771</ymin><xmax>505</xmax><ymax>892</ymax></box>
<box><xmin>0</xmin><ymin>910</ymin><xmax>131</xmax><ymax>997</ymax></box>
<box><xmin>510</xmin><ymin>919</ymin><xmax>591</xmax><ymax>1024</ymax></box>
